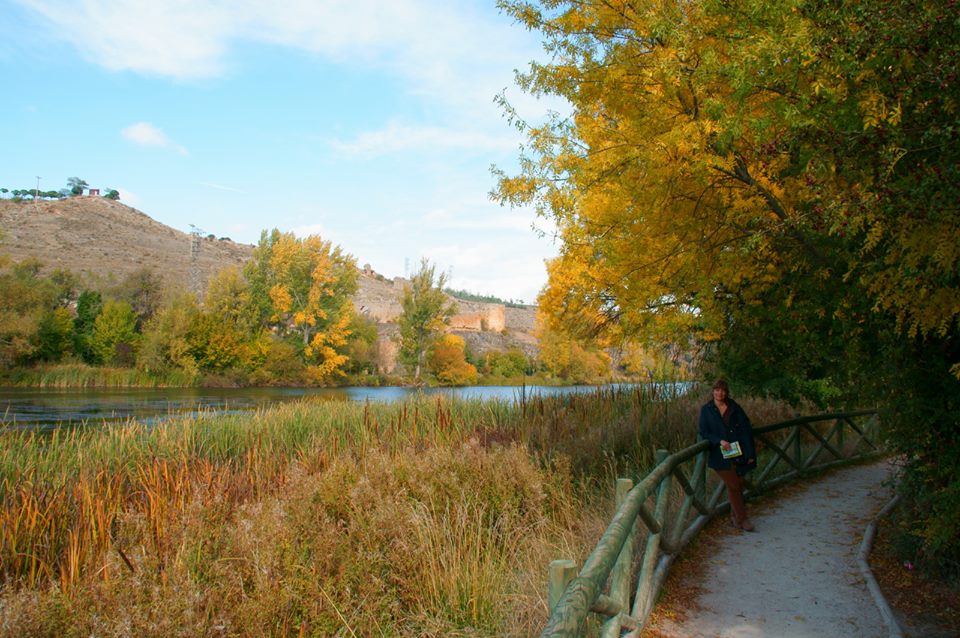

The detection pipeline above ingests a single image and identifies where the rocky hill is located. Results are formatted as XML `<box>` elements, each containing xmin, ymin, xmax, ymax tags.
<box><xmin>0</xmin><ymin>197</ymin><xmax>539</xmax><ymax>368</ymax></box>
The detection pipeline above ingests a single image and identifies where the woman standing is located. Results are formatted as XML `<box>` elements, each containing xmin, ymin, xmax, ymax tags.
<box><xmin>699</xmin><ymin>379</ymin><xmax>758</xmax><ymax>531</ymax></box>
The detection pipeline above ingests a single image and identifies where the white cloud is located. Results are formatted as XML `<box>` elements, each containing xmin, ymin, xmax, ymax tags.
<box><xmin>422</xmin><ymin>206</ymin><xmax>534</xmax><ymax>233</ymax></box>
<box><xmin>290</xmin><ymin>222</ymin><xmax>338</xmax><ymax>242</ymax></box>
<box><xmin>19</xmin><ymin>0</ymin><xmax>230</xmax><ymax>77</ymax></box>
<box><xmin>117</xmin><ymin>188</ymin><xmax>139</xmax><ymax>207</ymax></box>
<box><xmin>17</xmin><ymin>1</ymin><xmax>544</xmax><ymax>116</ymax></box>
<box><xmin>331</xmin><ymin>122</ymin><xmax>519</xmax><ymax>157</ymax></box>
<box><xmin>121</xmin><ymin>122</ymin><xmax>188</xmax><ymax>155</ymax></box>
<box><xmin>426</xmin><ymin>241</ymin><xmax>549</xmax><ymax>304</ymax></box>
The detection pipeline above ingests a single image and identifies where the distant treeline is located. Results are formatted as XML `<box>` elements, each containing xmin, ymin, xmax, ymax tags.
<box><xmin>1</xmin><ymin>229</ymin><xmax>683</xmax><ymax>388</ymax></box>
<box><xmin>1</xmin><ymin>176</ymin><xmax>119</xmax><ymax>201</ymax></box>
<box><xmin>444</xmin><ymin>287</ymin><xmax>530</xmax><ymax>308</ymax></box>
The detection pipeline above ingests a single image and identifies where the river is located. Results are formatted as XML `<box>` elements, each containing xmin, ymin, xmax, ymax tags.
<box><xmin>0</xmin><ymin>384</ymin><xmax>660</xmax><ymax>429</ymax></box>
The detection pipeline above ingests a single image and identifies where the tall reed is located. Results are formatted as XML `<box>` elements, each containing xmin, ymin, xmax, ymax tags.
<box><xmin>4</xmin><ymin>363</ymin><xmax>196</xmax><ymax>388</ymax></box>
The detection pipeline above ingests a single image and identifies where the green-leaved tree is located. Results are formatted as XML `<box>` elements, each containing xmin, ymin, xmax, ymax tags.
<box><xmin>92</xmin><ymin>299</ymin><xmax>139</xmax><ymax>366</ymax></box>
<box><xmin>396</xmin><ymin>259</ymin><xmax>456</xmax><ymax>382</ymax></box>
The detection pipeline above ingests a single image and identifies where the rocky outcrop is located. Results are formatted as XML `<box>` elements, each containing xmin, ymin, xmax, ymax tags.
<box><xmin>354</xmin><ymin>271</ymin><xmax>537</xmax><ymax>374</ymax></box>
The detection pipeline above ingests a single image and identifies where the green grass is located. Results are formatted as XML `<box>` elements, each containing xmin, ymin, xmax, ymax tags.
<box><xmin>0</xmin><ymin>388</ymin><xmax>796</xmax><ymax>637</ymax></box>
<box><xmin>3</xmin><ymin>363</ymin><xmax>196</xmax><ymax>388</ymax></box>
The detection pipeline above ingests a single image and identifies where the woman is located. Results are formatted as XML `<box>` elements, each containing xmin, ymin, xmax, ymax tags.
<box><xmin>699</xmin><ymin>379</ymin><xmax>758</xmax><ymax>531</ymax></box>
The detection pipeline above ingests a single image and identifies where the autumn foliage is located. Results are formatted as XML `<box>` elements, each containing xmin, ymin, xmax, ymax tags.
<box><xmin>497</xmin><ymin>0</ymin><xmax>960</xmax><ymax>576</ymax></box>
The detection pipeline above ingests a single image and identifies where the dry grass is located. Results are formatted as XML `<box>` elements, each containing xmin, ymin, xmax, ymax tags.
<box><xmin>0</xmin><ymin>386</ymin><xmax>732</xmax><ymax>637</ymax></box>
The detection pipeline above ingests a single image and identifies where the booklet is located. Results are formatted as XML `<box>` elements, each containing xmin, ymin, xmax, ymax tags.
<box><xmin>721</xmin><ymin>441</ymin><xmax>743</xmax><ymax>459</ymax></box>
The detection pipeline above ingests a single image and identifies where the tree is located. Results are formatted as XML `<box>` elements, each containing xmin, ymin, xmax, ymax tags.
<box><xmin>91</xmin><ymin>299</ymin><xmax>139</xmax><ymax>365</ymax></box>
<box><xmin>73</xmin><ymin>290</ymin><xmax>103</xmax><ymax>364</ymax></box>
<box><xmin>497</xmin><ymin>0</ymin><xmax>960</xmax><ymax>575</ymax></box>
<box><xmin>187</xmin><ymin>311</ymin><xmax>250</xmax><ymax>372</ymax></box>
<box><xmin>535</xmin><ymin>313</ymin><xmax>611</xmax><ymax>384</ymax></box>
<box><xmin>34</xmin><ymin>307</ymin><xmax>75</xmax><ymax>362</ymax></box>
<box><xmin>137</xmin><ymin>291</ymin><xmax>200</xmax><ymax>378</ymax></box>
<box><xmin>342</xmin><ymin>313</ymin><xmax>380</xmax><ymax>377</ymax></box>
<box><xmin>396</xmin><ymin>259</ymin><xmax>457</xmax><ymax>382</ymax></box>
<box><xmin>244</xmin><ymin>229</ymin><xmax>359</xmax><ymax>382</ymax></box>
<box><xmin>66</xmin><ymin>177</ymin><xmax>88</xmax><ymax>197</ymax></box>
<box><xmin>428</xmin><ymin>334</ymin><xmax>478</xmax><ymax>385</ymax></box>
<box><xmin>103</xmin><ymin>189</ymin><xmax>120</xmax><ymax>200</ymax></box>
<box><xmin>481</xmin><ymin>348</ymin><xmax>530</xmax><ymax>379</ymax></box>
<box><xmin>205</xmin><ymin>266</ymin><xmax>257</xmax><ymax>334</ymax></box>
<box><xmin>112</xmin><ymin>268</ymin><xmax>165</xmax><ymax>327</ymax></box>
<box><xmin>0</xmin><ymin>259</ymin><xmax>68</xmax><ymax>367</ymax></box>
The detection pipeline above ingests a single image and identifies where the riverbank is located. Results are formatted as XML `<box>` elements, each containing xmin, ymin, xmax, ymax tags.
<box><xmin>1</xmin><ymin>362</ymin><xmax>639</xmax><ymax>390</ymax></box>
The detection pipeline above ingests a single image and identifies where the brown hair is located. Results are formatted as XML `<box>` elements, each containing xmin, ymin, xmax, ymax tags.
<box><xmin>712</xmin><ymin>379</ymin><xmax>730</xmax><ymax>395</ymax></box>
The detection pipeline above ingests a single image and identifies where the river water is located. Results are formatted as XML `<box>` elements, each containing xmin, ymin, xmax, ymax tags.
<box><xmin>0</xmin><ymin>384</ymin><xmax>652</xmax><ymax>429</ymax></box>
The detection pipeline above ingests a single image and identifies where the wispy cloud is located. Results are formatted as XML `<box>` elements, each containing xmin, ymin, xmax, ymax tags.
<box><xmin>291</xmin><ymin>222</ymin><xmax>337</xmax><ymax>242</ymax></box>
<box><xmin>421</xmin><ymin>207</ymin><xmax>534</xmax><ymax>233</ymax></box>
<box><xmin>331</xmin><ymin>122</ymin><xmax>519</xmax><ymax>157</ymax></box>
<box><xmin>16</xmin><ymin>1</ymin><xmax>543</xmax><ymax>115</ymax></box>
<box><xmin>117</xmin><ymin>188</ymin><xmax>139</xmax><ymax>207</ymax></box>
<box><xmin>121</xmin><ymin>122</ymin><xmax>188</xmax><ymax>155</ymax></box>
<box><xmin>426</xmin><ymin>241</ymin><xmax>548</xmax><ymax>304</ymax></box>
<box><xmin>18</xmin><ymin>0</ymin><xmax>230</xmax><ymax>78</ymax></box>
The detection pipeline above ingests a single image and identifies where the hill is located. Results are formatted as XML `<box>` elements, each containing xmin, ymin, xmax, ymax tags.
<box><xmin>0</xmin><ymin>197</ymin><xmax>539</xmax><ymax>368</ymax></box>
<box><xmin>0</xmin><ymin>197</ymin><xmax>251</xmax><ymax>286</ymax></box>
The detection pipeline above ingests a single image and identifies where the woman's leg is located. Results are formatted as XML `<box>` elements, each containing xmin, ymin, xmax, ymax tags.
<box><xmin>715</xmin><ymin>468</ymin><xmax>747</xmax><ymax>524</ymax></box>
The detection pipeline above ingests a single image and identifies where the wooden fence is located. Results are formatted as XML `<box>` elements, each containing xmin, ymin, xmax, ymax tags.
<box><xmin>542</xmin><ymin>409</ymin><xmax>883</xmax><ymax>637</ymax></box>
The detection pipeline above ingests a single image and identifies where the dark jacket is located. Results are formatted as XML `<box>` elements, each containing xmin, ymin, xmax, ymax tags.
<box><xmin>699</xmin><ymin>398</ymin><xmax>757</xmax><ymax>473</ymax></box>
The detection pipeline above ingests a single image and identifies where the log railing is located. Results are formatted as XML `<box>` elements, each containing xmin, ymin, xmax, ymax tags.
<box><xmin>542</xmin><ymin>409</ymin><xmax>883</xmax><ymax>637</ymax></box>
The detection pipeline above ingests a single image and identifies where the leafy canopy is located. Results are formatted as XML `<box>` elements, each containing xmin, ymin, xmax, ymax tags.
<box><xmin>396</xmin><ymin>259</ymin><xmax>457</xmax><ymax>382</ymax></box>
<box><xmin>244</xmin><ymin>229</ymin><xmax>359</xmax><ymax>382</ymax></box>
<box><xmin>497</xmin><ymin>0</ymin><xmax>960</xmax><ymax>578</ymax></box>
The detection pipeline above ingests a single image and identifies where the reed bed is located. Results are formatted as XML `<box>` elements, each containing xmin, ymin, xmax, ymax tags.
<box><xmin>4</xmin><ymin>363</ymin><xmax>196</xmax><ymax>388</ymax></box>
<box><xmin>0</xmin><ymin>386</ymin><xmax>795</xmax><ymax>637</ymax></box>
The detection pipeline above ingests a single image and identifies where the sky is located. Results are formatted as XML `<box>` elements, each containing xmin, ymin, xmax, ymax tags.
<box><xmin>0</xmin><ymin>0</ymin><xmax>562</xmax><ymax>304</ymax></box>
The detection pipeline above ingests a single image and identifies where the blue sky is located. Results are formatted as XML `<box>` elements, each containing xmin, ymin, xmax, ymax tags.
<box><xmin>0</xmin><ymin>0</ymin><xmax>561</xmax><ymax>303</ymax></box>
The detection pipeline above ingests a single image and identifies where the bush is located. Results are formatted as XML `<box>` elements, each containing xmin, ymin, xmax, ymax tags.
<box><xmin>429</xmin><ymin>334</ymin><xmax>478</xmax><ymax>386</ymax></box>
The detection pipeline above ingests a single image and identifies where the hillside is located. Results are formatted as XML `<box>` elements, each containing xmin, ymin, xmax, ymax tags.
<box><xmin>0</xmin><ymin>197</ymin><xmax>539</xmax><ymax>366</ymax></box>
<box><xmin>0</xmin><ymin>197</ymin><xmax>252</xmax><ymax>286</ymax></box>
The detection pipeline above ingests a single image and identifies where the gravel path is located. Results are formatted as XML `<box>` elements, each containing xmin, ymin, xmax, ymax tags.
<box><xmin>654</xmin><ymin>460</ymin><xmax>895</xmax><ymax>638</ymax></box>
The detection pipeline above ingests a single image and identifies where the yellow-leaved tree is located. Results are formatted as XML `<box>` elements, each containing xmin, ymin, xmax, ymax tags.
<box><xmin>245</xmin><ymin>230</ymin><xmax>358</xmax><ymax>382</ymax></box>
<box><xmin>497</xmin><ymin>0</ymin><xmax>960</xmax><ymax>578</ymax></box>
<box><xmin>428</xmin><ymin>334</ymin><xmax>478</xmax><ymax>386</ymax></box>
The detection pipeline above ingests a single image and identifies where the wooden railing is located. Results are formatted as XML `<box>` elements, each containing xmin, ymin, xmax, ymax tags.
<box><xmin>542</xmin><ymin>410</ymin><xmax>883</xmax><ymax>637</ymax></box>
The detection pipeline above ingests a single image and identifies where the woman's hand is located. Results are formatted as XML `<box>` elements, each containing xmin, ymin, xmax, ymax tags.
<box><xmin>720</xmin><ymin>440</ymin><xmax>731</xmax><ymax>450</ymax></box>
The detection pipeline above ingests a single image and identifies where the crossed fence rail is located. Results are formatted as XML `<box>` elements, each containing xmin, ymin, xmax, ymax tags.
<box><xmin>542</xmin><ymin>409</ymin><xmax>883</xmax><ymax>637</ymax></box>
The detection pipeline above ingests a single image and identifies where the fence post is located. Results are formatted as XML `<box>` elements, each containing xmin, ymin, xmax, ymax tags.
<box><xmin>548</xmin><ymin>559</ymin><xmax>578</xmax><ymax>613</ymax></box>
<box><xmin>793</xmin><ymin>425</ymin><xmax>803</xmax><ymax>470</ymax></box>
<box><xmin>633</xmin><ymin>449</ymin><xmax>671</xmax><ymax>622</ymax></box>
<box><xmin>600</xmin><ymin>478</ymin><xmax>636</xmax><ymax>637</ymax></box>
<box><xmin>609</xmin><ymin>478</ymin><xmax>635</xmax><ymax>606</ymax></box>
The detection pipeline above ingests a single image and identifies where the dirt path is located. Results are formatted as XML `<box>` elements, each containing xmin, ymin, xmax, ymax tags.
<box><xmin>652</xmin><ymin>460</ymin><xmax>895</xmax><ymax>638</ymax></box>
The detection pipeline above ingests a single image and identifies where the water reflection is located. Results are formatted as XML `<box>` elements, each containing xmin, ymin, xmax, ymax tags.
<box><xmin>0</xmin><ymin>384</ymin><xmax>673</xmax><ymax>430</ymax></box>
